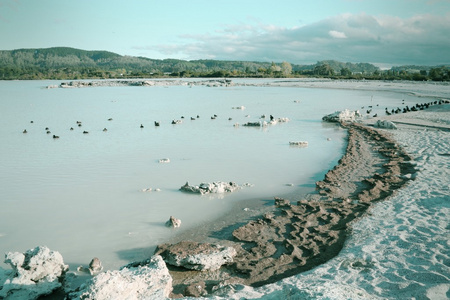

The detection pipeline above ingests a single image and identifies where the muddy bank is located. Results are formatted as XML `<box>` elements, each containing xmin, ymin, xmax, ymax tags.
<box><xmin>156</xmin><ymin>122</ymin><xmax>417</xmax><ymax>297</ymax></box>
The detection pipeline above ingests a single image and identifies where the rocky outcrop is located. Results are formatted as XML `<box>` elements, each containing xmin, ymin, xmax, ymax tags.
<box><xmin>68</xmin><ymin>255</ymin><xmax>172</xmax><ymax>300</ymax></box>
<box><xmin>374</xmin><ymin>119</ymin><xmax>397</xmax><ymax>129</ymax></box>
<box><xmin>165</xmin><ymin>216</ymin><xmax>182</xmax><ymax>228</ymax></box>
<box><xmin>0</xmin><ymin>246</ymin><xmax>68</xmax><ymax>300</ymax></box>
<box><xmin>322</xmin><ymin>109</ymin><xmax>362</xmax><ymax>122</ymax></box>
<box><xmin>77</xmin><ymin>257</ymin><xmax>103</xmax><ymax>275</ymax></box>
<box><xmin>155</xmin><ymin>241</ymin><xmax>237</xmax><ymax>271</ymax></box>
<box><xmin>289</xmin><ymin>141</ymin><xmax>308</xmax><ymax>146</ymax></box>
<box><xmin>180</xmin><ymin>181</ymin><xmax>240</xmax><ymax>195</ymax></box>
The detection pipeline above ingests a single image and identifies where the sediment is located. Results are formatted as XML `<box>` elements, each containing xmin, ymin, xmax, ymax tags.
<box><xmin>158</xmin><ymin>122</ymin><xmax>417</xmax><ymax>297</ymax></box>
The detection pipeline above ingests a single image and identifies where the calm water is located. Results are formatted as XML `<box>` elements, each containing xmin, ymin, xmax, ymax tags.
<box><xmin>0</xmin><ymin>79</ymin><xmax>419</xmax><ymax>271</ymax></box>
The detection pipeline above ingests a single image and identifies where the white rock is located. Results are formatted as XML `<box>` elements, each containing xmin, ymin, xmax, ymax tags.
<box><xmin>374</xmin><ymin>119</ymin><xmax>397</xmax><ymax>129</ymax></box>
<box><xmin>1</xmin><ymin>246</ymin><xmax>68</xmax><ymax>300</ymax></box>
<box><xmin>165</xmin><ymin>216</ymin><xmax>182</xmax><ymax>228</ymax></box>
<box><xmin>180</xmin><ymin>181</ymin><xmax>240</xmax><ymax>195</ymax></box>
<box><xmin>156</xmin><ymin>241</ymin><xmax>237</xmax><ymax>271</ymax></box>
<box><xmin>68</xmin><ymin>255</ymin><xmax>172</xmax><ymax>300</ymax></box>
<box><xmin>289</xmin><ymin>141</ymin><xmax>308</xmax><ymax>146</ymax></box>
<box><xmin>322</xmin><ymin>109</ymin><xmax>362</xmax><ymax>122</ymax></box>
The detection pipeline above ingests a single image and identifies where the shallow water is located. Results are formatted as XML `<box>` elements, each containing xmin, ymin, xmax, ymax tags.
<box><xmin>0</xmin><ymin>79</ymin><xmax>422</xmax><ymax>271</ymax></box>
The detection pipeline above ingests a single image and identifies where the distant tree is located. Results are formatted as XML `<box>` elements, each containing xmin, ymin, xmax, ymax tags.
<box><xmin>340</xmin><ymin>67</ymin><xmax>352</xmax><ymax>76</ymax></box>
<box><xmin>281</xmin><ymin>61</ymin><xmax>292</xmax><ymax>76</ymax></box>
<box><xmin>314</xmin><ymin>63</ymin><xmax>334</xmax><ymax>76</ymax></box>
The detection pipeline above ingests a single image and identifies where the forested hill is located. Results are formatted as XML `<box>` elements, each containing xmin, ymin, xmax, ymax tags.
<box><xmin>0</xmin><ymin>47</ymin><xmax>448</xmax><ymax>80</ymax></box>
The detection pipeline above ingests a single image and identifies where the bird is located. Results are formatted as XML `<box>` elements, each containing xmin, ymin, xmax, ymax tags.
<box><xmin>140</xmin><ymin>124</ymin><xmax>144</xmax><ymax>128</ymax></box>
<box><xmin>83</xmin><ymin>131</ymin><xmax>89</xmax><ymax>134</ymax></box>
<box><xmin>23</xmin><ymin>129</ymin><xmax>27</xmax><ymax>133</ymax></box>
<box><xmin>103</xmin><ymin>128</ymin><xmax>107</xmax><ymax>132</ymax></box>
<box><xmin>154</xmin><ymin>121</ymin><xmax>160</xmax><ymax>126</ymax></box>
<box><xmin>53</xmin><ymin>135</ymin><xmax>59</xmax><ymax>139</ymax></box>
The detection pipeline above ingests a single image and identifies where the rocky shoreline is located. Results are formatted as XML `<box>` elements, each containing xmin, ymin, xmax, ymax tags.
<box><xmin>154</xmin><ymin>121</ymin><xmax>417</xmax><ymax>298</ymax></box>
<box><xmin>0</xmin><ymin>121</ymin><xmax>418</xmax><ymax>299</ymax></box>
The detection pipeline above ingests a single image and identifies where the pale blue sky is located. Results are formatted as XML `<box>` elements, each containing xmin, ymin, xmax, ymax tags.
<box><xmin>1</xmin><ymin>0</ymin><xmax>449</xmax><ymax>66</ymax></box>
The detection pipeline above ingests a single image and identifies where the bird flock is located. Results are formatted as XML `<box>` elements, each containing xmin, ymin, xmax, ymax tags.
<box><xmin>384</xmin><ymin>99</ymin><xmax>449</xmax><ymax>116</ymax></box>
<box><xmin>361</xmin><ymin>99</ymin><xmax>449</xmax><ymax>118</ymax></box>
<box><xmin>20</xmin><ymin>113</ymin><xmax>242</xmax><ymax>138</ymax></box>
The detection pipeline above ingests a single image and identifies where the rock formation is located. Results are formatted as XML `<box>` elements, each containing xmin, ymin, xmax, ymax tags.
<box><xmin>0</xmin><ymin>246</ymin><xmax>68</xmax><ymax>300</ymax></box>
<box><xmin>289</xmin><ymin>141</ymin><xmax>308</xmax><ymax>146</ymax></box>
<box><xmin>68</xmin><ymin>255</ymin><xmax>172</xmax><ymax>299</ymax></box>
<box><xmin>155</xmin><ymin>241</ymin><xmax>237</xmax><ymax>271</ymax></box>
<box><xmin>165</xmin><ymin>216</ymin><xmax>182</xmax><ymax>228</ymax></box>
<box><xmin>322</xmin><ymin>109</ymin><xmax>362</xmax><ymax>122</ymax></box>
<box><xmin>374</xmin><ymin>119</ymin><xmax>397</xmax><ymax>129</ymax></box>
<box><xmin>180</xmin><ymin>181</ymin><xmax>240</xmax><ymax>195</ymax></box>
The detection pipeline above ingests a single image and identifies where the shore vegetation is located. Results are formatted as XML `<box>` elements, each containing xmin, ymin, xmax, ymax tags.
<box><xmin>0</xmin><ymin>47</ymin><xmax>449</xmax><ymax>81</ymax></box>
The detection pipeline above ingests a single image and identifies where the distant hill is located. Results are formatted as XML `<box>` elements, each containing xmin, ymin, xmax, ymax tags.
<box><xmin>0</xmin><ymin>47</ymin><xmax>447</xmax><ymax>80</ymax></box>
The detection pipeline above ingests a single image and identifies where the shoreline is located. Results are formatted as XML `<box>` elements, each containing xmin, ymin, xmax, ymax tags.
<box><xmin>158</xmin><ymin>119</ymin><xmax>419</xmax><ymax>297</ymax></box>
<box><xmin>2</xmin><ymin>79</ymin><xmax>449</xmax><ymax>299</ymax></box>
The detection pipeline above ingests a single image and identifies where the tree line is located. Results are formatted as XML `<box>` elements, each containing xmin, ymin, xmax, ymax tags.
<box><xmin>0</xmin><ymin>47</ymin><xmax>448</xmax><ymax>81</ymax></box>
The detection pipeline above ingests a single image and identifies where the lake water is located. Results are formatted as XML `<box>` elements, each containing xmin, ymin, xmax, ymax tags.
<box><xmin>0</xmin><ymin>79</ymin><xmax>420</xmax><ymax>272</ymax></box>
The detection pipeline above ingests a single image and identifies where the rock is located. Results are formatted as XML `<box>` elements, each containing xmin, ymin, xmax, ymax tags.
<box><xmin>88</xmin><ymin>257</ymin><xmax>103</xmax><ymax>275</ymax></box>
<box><xmin>77</xmin><ymin>257</ymin><xmax>103</xmax><ymax>275</ymax></box>
<box><xmin>374</xmin><ymin>119</ymin><xmax>397</xmax><ymax>129</ymax></box>
<box><xmin>289</xmin><ymin>141</ymin><xmax>308</xmax><ymax>146</ymax></box>
<box><xmin>165</xmin><ymin>216</ymin><xmax>182</xmax><ymax>228</ymax></box>
<box><xmin>180</xmin><ymin>181</ymin><xmax>240</xmax><ymax>195</ymax></box>
<box><xmin>68</xmin><ymin>255</ymin><xmax>172</xmax><ymax>300</ymax></box>
<box><xmin>274</xmin><ymin>197</ymin><xmax>291</xmax><ymax>207</ymax></box>
<box><xmin>185</xmin><ymin>281</ymin><xmax>207</xmax><ymax>297</ymax></box>
<box><xmin>322</xmin><ymin>109</ymin><xmax>362</xmax><ymax>122</ymax></box>
<box><xmin>155</xmin><ymin>241</ymin><xmax>237</xmax><ymax>271</ymax></box>
<box><xmin>1</xmin><ymin>246</ymin><xmax>69</xmax><ymax>300</ymax></box>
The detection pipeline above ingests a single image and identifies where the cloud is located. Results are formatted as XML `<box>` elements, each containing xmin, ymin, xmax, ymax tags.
<box><xmin>329</xmin><ymin>30</ymin><xmax>347</xmax><ymax>38</ymax></box>
<box><xmin>148</xmin><ymin>12</ymin><xmax>450</xmax><ymax>65</ymax></box>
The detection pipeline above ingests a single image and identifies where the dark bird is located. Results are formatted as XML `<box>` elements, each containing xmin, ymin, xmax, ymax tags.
<box><xmin>83</xmin><ymin>131</ymin><xmax>89</xmax><ymax>134</ymax></box>
<box><xmin>140</xmin><ymin>124</ymin><xmax>144</xmax><ymax>128</ymax></box>
<box><xmin>154</xmin><ymin>121</ymin><xmax>160</xmax><ymax>126</ymax></box>
<box><xmin>23</xmin><ymin>129</ymin><xmax>27</xmax><ymax>133</ymax></box>
<box><xmin>53</xmin><ymin>135</ymin><xmax>59</xmax><ymax>139</ymax></box>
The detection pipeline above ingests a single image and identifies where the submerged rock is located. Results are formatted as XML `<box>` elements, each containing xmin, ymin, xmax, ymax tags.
<box><xmin>68</xmin><ymin>255</ymin><xmax>172</xmax><ymax>299</ymax></box>
<box><xmin>1</xmin><ymin>246</ymin><xmax>68</xmax><ymax>300</ymax></box>
<box><xmin>155</xmin><ymin>241</ymin><xmax>237</xmax><ymax>271</ymax></box>
<box><xmin>180</xmin><ymin>181</ymin><xmax>240</xmax><ymax>195</ymax></box>
<box><xmin>289</xmin><ymin>141</ymin><xmax>308</xmax><ymax>146</ymax></box>
<box><xmin>322</xmin><ymin>109</ymin><xmax>362</xmax><ymax>122</ymax></box>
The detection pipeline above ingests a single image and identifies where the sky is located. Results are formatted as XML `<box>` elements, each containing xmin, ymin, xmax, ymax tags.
<box><xmin>0</xmin><ymin>0</ymin><xmax>449</xmax><ymax>66</ymax></box>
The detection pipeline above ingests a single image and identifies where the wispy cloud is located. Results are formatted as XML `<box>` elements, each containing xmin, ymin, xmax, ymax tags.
<box><xmin>146</xmin><ymin>13</ymin><xmax>450</xmax><ymax>65</ymax></box>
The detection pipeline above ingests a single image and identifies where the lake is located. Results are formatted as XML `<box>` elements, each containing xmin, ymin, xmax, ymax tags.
<box><xmin>0</xmin><ymin>79</ymin><xmax>419</xmax><ymax>271</ymax></box>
